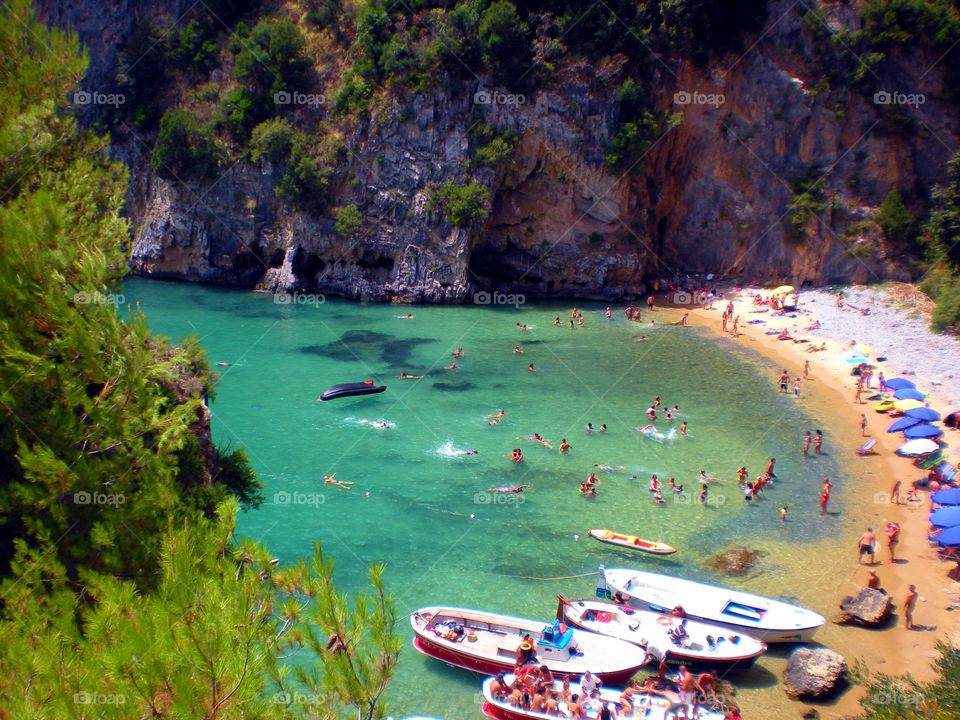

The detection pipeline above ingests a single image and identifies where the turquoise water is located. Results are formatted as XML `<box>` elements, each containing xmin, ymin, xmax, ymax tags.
<box><xmin>125</xmin><ymin>278</ymin><xmax>847</xmax><ymax>718</ymax></box>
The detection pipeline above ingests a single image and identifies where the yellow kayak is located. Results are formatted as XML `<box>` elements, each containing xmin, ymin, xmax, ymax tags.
<box><xmin>588</xmin><ymin>528</ymin><xmax>677</xmax><ymax>555</ymax></box>
<box><xmin>874</xmin><ymin>399</ymin><xmax>896</xmax><ymax>413</ymax></box>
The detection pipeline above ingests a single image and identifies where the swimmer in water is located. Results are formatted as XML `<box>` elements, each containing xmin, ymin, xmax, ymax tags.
<box><xmin>559</xmin><ymin>438</ymin><xmax>571</xmax><ymax>453</ymax></box>
<box><xmin>361</xmin><ymin>419</ymin><xmax>393</xmax><ymax>429</ymax></box>
<box><xmin>490</xmin><ymin>484</ymin><xmax>530</xmax><ymax>493</ymax></box>
<box><xmin>635</xmin><ymin>335</ymin><xmax>647</xmax><ymax>342</ymax></box>
<box><xmin>510</xmin><ymin>448</ymin><xmax>524</xmax><ymax>463</ymax></box>
<box><xmin>398</xmin><ymin>313</ymin><xmax>414</xmax><ymax>319</ymax></box>
<box><xmin>524</xmin><ymin>433</ymin><xmax>553</xmax><ymax>449</ymax></box>
<box><xmin>600</xmin><ymin>423</ymin><xmax>607</xmax><ymax>431</ymax></box>
<box><xmin>323</xmin><ymin>473</ymin><xmax>354</xmax><ymax>489</ymax></box>
<box><xmin>216</xmin><ymin>362</ymin><xmax>232</xmax><ymax>367</ymax></box>
<box><xmin>554</xmin><ymin>317</ymin><xmax>561</xmax><ymax>326</ymax></box>
<box><xmin>487</xmin><ymin>409</ymin><xmax>505</xmax><ymax>425</ymax></box>
<box><xmin>452</xmin><ymin>347</ymin><xmax>463</xmax><ymax>358</ymax></box>
<box><xmin>680</xmin><ymin>421</ymin><xmax>687</xmax><ymax>436</ymax></box>
<box><xmin>528</xmin><ymin>363</ymin><xmax>536</xmax><ymax>372</ymax></box>
<box><xmin>514</xmin><ymin>345</ymin><xmax>523</xmax><ymax>353</ymax></box>
<box><xmin>586</xmin><ymin>422</ymin><xmax>593</xmax><ymax>433</ymax></box>
<box><xmin>399</xmin><ymin>372</ymin><xmax>423</xmax><ymax>379</ymax></box>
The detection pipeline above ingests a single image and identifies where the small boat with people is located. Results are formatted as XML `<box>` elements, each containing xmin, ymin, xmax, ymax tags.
<box><xmin>480</xmin><ymin>673</ymin><xmax>726</xmax><ymax>720</ymax></box>
<box><xmin>588</xmin><ymin>529</ymin><xmax>677</xmax><ymax>555</ymax></box>
<box><xmin>599</xmin><ymin>566</ymin><xmax>825</xmax><ymax>644</ymax></box>
<box><xmin>557</xmin><ymin>596</ymin><xmax>766</xmax><ymax>671</ymax></box>
<box><xmin>410</xmin><ymin>606</ymin><xmax>649</xmax><ymax>684</ymax></box>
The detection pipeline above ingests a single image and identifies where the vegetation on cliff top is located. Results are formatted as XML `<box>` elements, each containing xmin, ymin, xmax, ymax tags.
<box><xmin>0</xmin><ymin>3</ymin><xmax>400</xmax><ymax>716</ymax></box>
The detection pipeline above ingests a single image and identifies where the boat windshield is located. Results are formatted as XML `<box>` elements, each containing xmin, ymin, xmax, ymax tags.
<box><xmin>721</xmin><ymin>600</ymin><xmax>766</xmax><ymax>622</ymax></box>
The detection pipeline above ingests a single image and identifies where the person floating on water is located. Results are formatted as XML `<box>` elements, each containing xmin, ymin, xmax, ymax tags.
<box><xmin>448</xmin><ymin>362</ymin><xmax>457</xmax><ymax>370</ymax></box>
<box><xmin>452</xmin><ymin>347</ymin><xmax>463</xmax><ymax>358</ymax></box>
<box><xmin>528</xmin><ymin>363</ymin><xmax>537</xmax><ymax>372</ymax></box>
<box><xmin>490</xmin><ymin>484</ymin><xmax>530</xmax><ymax>494</ymax></box>
<box><xmin>323</xmin><ymin>473</ymin><xmax>354</xmax><ymax>489</ymax></box>
<box><xmin>514</xmin><ymin>345</ymin><xmax>523</xmax><ymax>353</ymax></box>
<box><xmin>399</xmin><ymin>372</ymin><xmax>422</xmax><ymax>379</ymax></box>
<box><xmin>398</xmin><ymin>313</ymin><xmax>414</xmax><ymax>319</ymax></box>
<box><xmin>487</xmin><ymin>409</ymin><xmax>505</xmax><ymax>426</ymax></box>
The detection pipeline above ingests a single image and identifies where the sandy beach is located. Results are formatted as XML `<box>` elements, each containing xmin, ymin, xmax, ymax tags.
<box><xmin>681</xmin><ymin>285</ymin><xmax>960</xmax><ymax>719</ymax></box>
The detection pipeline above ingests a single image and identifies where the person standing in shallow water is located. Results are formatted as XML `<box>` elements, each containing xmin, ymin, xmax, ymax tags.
<box><xmin>802</xmin><ymin>431</ymin><xmax>811</xmax><ymax>457</ymax></box>
<box><xmin>814</xmin><ymin>429</ymin><xmax>823</xmax><ymax>454</ymax></box>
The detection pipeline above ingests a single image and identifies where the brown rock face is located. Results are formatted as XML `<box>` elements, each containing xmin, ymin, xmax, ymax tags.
<box><xmin>40</xmin><ymin>0</ymin><xmax>960</xmax><ymax>301</ymax></box>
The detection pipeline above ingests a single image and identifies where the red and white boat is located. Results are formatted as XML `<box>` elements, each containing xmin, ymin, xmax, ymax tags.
<box><xmin>558</xmin><ymin>596</ymin><xmax>766</xmax><ymax>671</ymax></box>
<box><xmin>480</xmin><ymin>674</ymin><xmax>726</xmax><ymax>720</ymax></box>
<box><xmin>410</xmin><ymin>606</ymin><xmax>648</xmax><ymax>684</ymax></box>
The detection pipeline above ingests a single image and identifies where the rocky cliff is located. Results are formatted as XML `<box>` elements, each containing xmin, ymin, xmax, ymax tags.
<box><xmin>39</xmin><ymin>0</ymin><xmax>960</xmax><ymax>301</ymax></box>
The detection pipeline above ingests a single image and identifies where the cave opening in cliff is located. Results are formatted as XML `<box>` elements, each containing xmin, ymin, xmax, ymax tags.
<box><xmin>291</xmin><ymin>250</ymin><xmax>327</xmax><ymax>289</ymax></box>
<box><xmin>468</xmin><ymin>241</ymin><xmax>542</xmax><ymax>291</ymax></box>
<box><xmin>356</xmin><ymin>255</ymin><xmax>395</xmax><ymax>283</ymax></box>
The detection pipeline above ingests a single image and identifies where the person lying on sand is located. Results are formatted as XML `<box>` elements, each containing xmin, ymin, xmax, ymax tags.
<box><xmin>323</xmin><ymin>473</ymin><xmax>354</xmax><ymax>489</ymax></box>
<box><xmin>805</xmin><ymin>342</ymin><xmax>827</xmax><ymax>353</ymax></box>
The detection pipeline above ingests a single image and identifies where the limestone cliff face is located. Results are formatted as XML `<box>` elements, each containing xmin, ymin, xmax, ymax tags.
<box><xmin>40</xmin><ymin>0</ymin><xmax>960</xmax><ymax>301</ymax></box>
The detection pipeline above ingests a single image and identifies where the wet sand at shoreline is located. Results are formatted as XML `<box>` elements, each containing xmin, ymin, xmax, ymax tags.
<box><xmin>680</xmin><ymin>291</ymin><xmax>960</xmax><ymax>719</ymax></box>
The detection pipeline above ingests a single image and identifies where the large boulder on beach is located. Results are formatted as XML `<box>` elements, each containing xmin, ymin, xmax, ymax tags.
<box><xmin>706</xmin><ymin>546</ymin><xmax>760</xmax><ymax>576</ymax></box>
<box><xmin>783</xmin><ymin>648</ymin><xmax>847</xmax><ymax>699</ymax></box>
<box><xmin>834</xmin><ymin>588</ymin><xmax>892</xmax><ymax>626</ymax></box>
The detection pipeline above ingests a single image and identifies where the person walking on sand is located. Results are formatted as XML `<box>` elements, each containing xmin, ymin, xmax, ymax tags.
<box><xmin>891</xmin><ymin>479</ymin><xmax>902</xmax><ymax>505</ymax></box>
<box><xmin>858</xmin><ymin>527</ymin><xmax>876</xmax><ymax>564</ymax></box>
<box><xmin>803</xmin><ymin>432</ymin><xmax>811</xmax><ymax>457</ymax></box>
<box><xmin>903</xmin><ymin>584</ymin><xmax>918</xmax><ymax>629</ymax></box>
<box><xmin>854</xmin><ymin>378</ymin><xmax>863</xmax><ymax>404</ymax></box>
<box><xmin>803</xmin><ymin>360</ymin><xmax>810</xmax><ymax>379</ymax></box>
<box><xmin>814</xmin><ymin>429</ymin><xmax>823</xmax><ymax>455</ymax></box>
<box><xmin>722</xmin><ymin>312</ymin><xmax>728</xmax><ymax>333</ymax></box>
<box><xmin>793</xmin><ymin>377</ymin><xmax>802</xmax><ymax>397</ymax></box>
<box><xmin>860</xmin><ymin>413</ymin><xmax>868</xmax><ymax>436</ymax></box>
<box><xmin>732</xmin><ymin>315</ymin><xmax>739</xmax><ymax>337</ymax></box>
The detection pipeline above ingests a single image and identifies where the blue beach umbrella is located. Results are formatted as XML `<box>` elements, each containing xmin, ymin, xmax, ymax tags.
<box><xmin>893</xmin><ymin>388</ymin><xmax>926</xmax><ymax>401</ymax></box>
<box><xmin>884</xmin><ymin>378</ymin><xmax>916</xmax><ymax>390</ymax></box>
<box><xmin>887</xmin><ymin>417</ymin><xmax>921</xmax><ymax>433</ymax></box>
<box><xmin>929</xmin><ymin>507</ymin><xmax>960</xmax><ymax>529</ymax></box>
<box><xmin>932</xmin><ymin>488</ymin><xmax>960</xmax><ymax>506</ymax></box>
<box><xmin>906</xmin><ymin>407</ymin><xmax>941</xmax><ymax>422</ymax></box>
<box><xmin>904</xmin><ymin>424</ymin><xmax>943</xmax><ymax>439</ymax></box>
<box><xmin>936</xmin><ymin>525</ymin><xmax>960</xmax><ymax>547</ymax></box>
<box><xmin>845</xmin><ymin>355</ymin><xmax>868</xmax><ymax>364</ymax></box>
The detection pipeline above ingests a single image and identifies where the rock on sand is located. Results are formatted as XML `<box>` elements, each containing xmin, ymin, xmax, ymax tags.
<box><xmin>783</xmin><ymin>647</ymin><xmax>847</xmax><ymax>699</ymax></box>
<box><xmin>834</xmin><ymin>587</ymin><xmax>892</xmax><ymax>627</ymax></box>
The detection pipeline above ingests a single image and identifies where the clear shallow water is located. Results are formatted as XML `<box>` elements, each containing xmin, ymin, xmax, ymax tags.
<box><xmin>125</xmin><ymin>279</ymin><xmax>849</xmax><ymax>718</ymax></box>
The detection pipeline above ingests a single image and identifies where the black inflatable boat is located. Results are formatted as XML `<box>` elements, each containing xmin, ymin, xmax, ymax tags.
<box><xmin>320</xmin><ymin>380</ymin><xmax>387</xmax><ymax>401</ymax></box>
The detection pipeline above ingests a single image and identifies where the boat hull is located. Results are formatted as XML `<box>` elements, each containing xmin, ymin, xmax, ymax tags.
<box><xmin>561</xmin><ymin>607</ymin><xmax>763</xmax><ymax>671</ymax></box>
<box><xmin>412</xmin><ymin>636</ymin><xmax>643</xmax><ymax>686</ymax></box>
<box><xmin>319</xmin><ymin>382</ymin><xmax>386</xmax><ymax>401</ymax></box>
<box><xmin>601</xmin><ymin>569</ymin><xmax>824</xmax><ymax>644</ymax></box>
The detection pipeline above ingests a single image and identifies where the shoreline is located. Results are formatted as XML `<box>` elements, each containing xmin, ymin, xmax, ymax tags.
<box><xmin>683</xmin><ymin>288</ymin><xmax>960</xmax><ymax>719</ymax></box>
